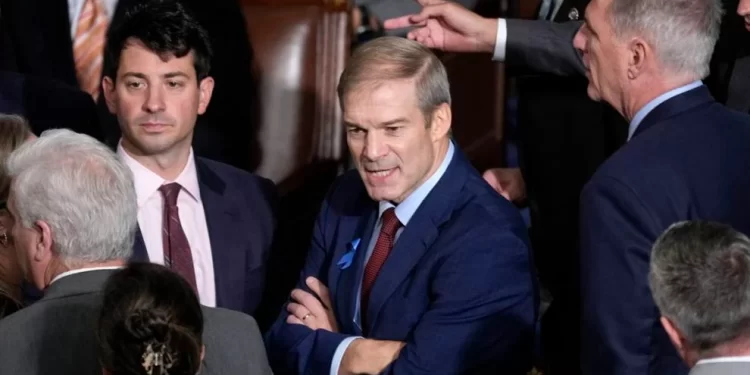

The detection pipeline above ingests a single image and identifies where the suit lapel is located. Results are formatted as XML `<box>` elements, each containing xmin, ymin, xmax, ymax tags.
<box><xmin>632</xmin><ymin>86</ymin><xmax>714</xmax><ymax>139</ymax></box>
<box><xmin>195</xmin><ymin>158</ymin><xmax>244</xmax><ymax>308</ymax></box>
<box><xmin>333</xmin><ymin>205</ymin><xmax>377</xmax><ymax>335</ymax></box>
<box><xmin>365</xmin><ymin>148</ymin><xmax>471</xmax><ymax>333</ymax></box>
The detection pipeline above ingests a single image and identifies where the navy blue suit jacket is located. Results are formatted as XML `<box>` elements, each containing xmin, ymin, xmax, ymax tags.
<box><xmin>131</xmin><ymin>157</ymin><xmax>277</xmax><ymax>315</ymax></box>
<box><xmin>580</xmin><ymin>85</ymin><xmax>750</xmax><ymax>375</ymax></box>
<box><xmin>265</xmin><ymin>148</ymin><xmax>537</xmax><ymax>374</ymax></box>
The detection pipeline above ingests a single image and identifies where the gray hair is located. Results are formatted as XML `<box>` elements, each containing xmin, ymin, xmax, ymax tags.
<box><xmin>649</xmin><ymin>220</ymin><xmax>750</xmax><ymax>353</ymax></box>
<box><xmin>337</xmin><ymin>36</ymin><xmax>451</xmax><ymax>123</ymax></box>
<box><xmin>610</xmin><ymin>0</ymin><xmax>723</xmax><ymax>79</ymax></box>
<box><xmin>5</xmin><ymin>129</ymin><xmax>137</xmax><ymax>264</ymax></box>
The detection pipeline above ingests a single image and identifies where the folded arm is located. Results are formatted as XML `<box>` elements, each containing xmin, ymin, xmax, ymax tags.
<box><xmin>374</xmin><ymin>227</ymin><xmax>536</xmax><ymax>374</ymax></box>
<box><xmin>264</xmin><ymin>187</ymin><xmax>351</xmax><ymax>375</ymax></box>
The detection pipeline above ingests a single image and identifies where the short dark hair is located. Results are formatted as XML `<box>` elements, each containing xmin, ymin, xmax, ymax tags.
<box><xmin>97</xmin><ymin>263</ymin><xmax>204</xmax><ymax>375</ymax></box>
<box><xmin>104</xmin><ymin>0</ymin><xmax>213</xmax><ymax>82</ymax></box>
<box><xmin>649</xmin><ymin>220</ymin><xmax>750</xmax><ymax>353</ymax></box>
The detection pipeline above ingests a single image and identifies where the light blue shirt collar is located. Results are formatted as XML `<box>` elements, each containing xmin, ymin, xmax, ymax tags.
<box><xmin>628</xmin><ymin>80</ymin><xmax>703</xmax><ymax>141</ymax></box>
<box><xmin>377</xmin><ymin>141</ymin><xmax>455</xmax><ymax>226</ymax></box>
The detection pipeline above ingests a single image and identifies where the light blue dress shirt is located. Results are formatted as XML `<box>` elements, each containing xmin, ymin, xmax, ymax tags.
<box><xmin>329</xmin><ymin>141</ymin><xmax>456</xmax><ymax>375</ymax></box>
<box><xmin>627</xmin><ymin>80</ymin><xmax>703</xmax><ymax>141</ymax></box>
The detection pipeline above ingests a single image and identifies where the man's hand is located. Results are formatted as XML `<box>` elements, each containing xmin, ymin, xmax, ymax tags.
<box><xmin>483</xmin><ymin>167</ymin><xmax>527</xmax><ymax>204</ymax></box>
<box><xmin>382</xmin><ymin>0</ymin><xmax>498</xmax><ymax>53</ymax></box>
<box><xmin>286</xmin><ymin>277</ymin><xmax>339</xmax><ymax>332</ymax></box>
<box><xmin>339</xmin><ymin>339</ymin><xmax>405</xmax><ymax>375</ymax></box>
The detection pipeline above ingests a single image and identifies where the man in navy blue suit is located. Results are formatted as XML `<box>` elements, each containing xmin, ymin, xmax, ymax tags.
<box><xmin>265</xmin><ymin>36</ymin><xmax>537</xmax><ymax>374</ymax></box>
<box><xmin>101</xmin><ymin>1</ymin><xmax>276</xmax><ymax>316</ymax></box>
<box><xmin>569</xmin><ymin>0</ymin><xmax>750</xmax><ymax>374</ymax></box>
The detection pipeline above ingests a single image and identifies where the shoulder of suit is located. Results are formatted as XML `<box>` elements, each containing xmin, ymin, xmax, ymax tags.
<box><xmin>195</xmin><ymin>157</ymin><xmax>274</xmax><ymax>190</ymax></box>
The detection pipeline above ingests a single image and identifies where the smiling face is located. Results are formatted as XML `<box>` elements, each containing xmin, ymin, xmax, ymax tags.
<box><xmin>572</xmin><ymin>0</ymin><xmax>629</xmax><ymax>104</ymax></box>
<box><xmin>103</xmin><ymin>39</ymin><xmax>214</xmax><ymax>159</ymax></box>
<box><xmin>344</xmin><ymin>79</ymin><xmax>450</xmax><ymax>204</ymax></box>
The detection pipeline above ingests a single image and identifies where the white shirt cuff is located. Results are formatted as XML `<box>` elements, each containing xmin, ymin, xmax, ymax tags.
<box><xmin>330</xmin><ymin>336</ymin><xmax>363</xmax><ymax>375</ymax></box>
<box><xmin>492</xmin><ymin>18</ymin><xmax>508</xmax><ymax>62</ymax></box>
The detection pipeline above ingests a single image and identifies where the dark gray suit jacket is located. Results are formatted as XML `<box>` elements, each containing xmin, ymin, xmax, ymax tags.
<box><xmin>690</xmin><ymin>361</ymin><xmax>750</xmax><ymax>375</ymax></box>
<box><xmin>504</xmin><ymin>18</ymin><xmax>585</xmax><ymax>76</ymax></box>
<box><xmin>0</xmin><ymin>269</ymin><xmax>111</xmax><ymax>375</ymax></box>
<box><xmin>0</xmin><ymin>269</ymin><xmax>272</xmax><ymax>375</ymax></box>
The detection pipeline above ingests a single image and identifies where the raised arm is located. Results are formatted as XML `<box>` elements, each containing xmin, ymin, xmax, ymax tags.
<box><xmin>383</xmin><ymin>0</ymin><xmax>586</xmax><ymax>76</ymax></box>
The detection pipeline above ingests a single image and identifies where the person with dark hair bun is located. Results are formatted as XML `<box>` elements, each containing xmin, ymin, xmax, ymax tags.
<box><xmin>98</xmin><ymin>262</ymin><xmax>273</xmax><ymax>375</ymax></box>
<box><xmin>98</xmin><ymin>262</ymin><xmax>204</xmax><ymax>375</ymax></box>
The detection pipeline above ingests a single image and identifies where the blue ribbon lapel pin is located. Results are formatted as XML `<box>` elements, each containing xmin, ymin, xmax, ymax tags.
<box><xmin>337</xmin><ymin>238</ymin><xmax>361</xmax><ymax>270</ymax></box>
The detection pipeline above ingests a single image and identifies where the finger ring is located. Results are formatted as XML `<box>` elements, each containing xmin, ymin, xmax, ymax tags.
<box><xmin>302</xmin><ymin>313</ymin><xmax>312</xmax><ymax>321</ymax></box>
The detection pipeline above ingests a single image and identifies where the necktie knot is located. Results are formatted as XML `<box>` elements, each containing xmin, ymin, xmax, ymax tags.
<box><xmin>159</xmin><ymin>183</ymin><xmax>182</xmax><ymax>208</ymax></box>
<box><xmin>380</xmin><ymin>207</ymin><xmax>401</xmax><ymax>238</ymax></box>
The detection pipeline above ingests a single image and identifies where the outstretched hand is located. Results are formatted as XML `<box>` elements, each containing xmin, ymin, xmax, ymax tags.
<box><xmin>383</xmin><ymin>0</ymin><xmax>498</xmax><ymax>53</ymax></box>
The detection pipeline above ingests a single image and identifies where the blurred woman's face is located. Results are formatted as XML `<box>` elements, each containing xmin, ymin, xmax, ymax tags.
<box><xmin>0</xmin><ymin>133</ymin><xmax>36</xmax><ymax>288</ymax></box>
<box><xmin>0</xmin><ymin>205</ymin><xmax>22</xmax><ymax>287</ymax></box>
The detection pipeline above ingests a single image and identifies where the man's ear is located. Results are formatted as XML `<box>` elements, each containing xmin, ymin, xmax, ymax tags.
<box><xmin>627</xmin><ymin>37</ymin><xmax>649</xmax><ymax>80</ymax></box>
<box><xmin>34</xmin><ymin>220</ymin><xmax>54</xmax><ymax>262</ymax></box>
<box><xmin>430</xmin><ymin>102</ymin><xmax>452</xmax><ymax>141</ymax></box>
<box><xmin>661</xmin><ymin>317</ymin><xmax>689</xmax><ymax>360</ymax></box>
<box><xmin>102</xmin><ymin>76</ymin><xmax>118</xmax><ymax>114</ymax></box>
<box><xmin>197</xmin><ymin>77</ymin><xmax>215</xmax><ymax>115</ymax></box>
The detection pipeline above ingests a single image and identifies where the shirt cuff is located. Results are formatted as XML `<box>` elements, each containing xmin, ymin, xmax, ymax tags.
<box><xmin>330</xmin><ymin>336</ymin><xmax>363</xmax><ymax>375</ymax></box>
<box><xmin>492</xmin><ymin>18</ymin><xmax>508</xmax><ymax>61</ymax></box>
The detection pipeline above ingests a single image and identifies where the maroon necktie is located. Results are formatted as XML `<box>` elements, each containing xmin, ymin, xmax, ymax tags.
<box><xmin>361</xmin><ymin>207</ymin><xmax>402</xmax><ymax>328</ymax></box>
<box><xmin>159</xmin><ymin>183</ymin><xmax>198</xmax><ymax>292</ymax></box>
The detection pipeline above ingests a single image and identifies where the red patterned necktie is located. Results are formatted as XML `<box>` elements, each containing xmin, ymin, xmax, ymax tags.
<box><xmin>159</xmin><ymin>183</ymin><xmax>198</xmax><ymax>292</ymax></box>
<box><xmin>361</xmin><ymin>207</ymin><xmax>402</xmax><ymax>329</ymax></box>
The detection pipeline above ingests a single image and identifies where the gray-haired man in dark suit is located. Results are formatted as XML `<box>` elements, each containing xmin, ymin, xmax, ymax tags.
<box><xmin>0</xmin><ymin>129</ymin><xmax>271</xmax><ymax>375</ymax></box>
<box><xmin>650</xmin><ymin>221</ymin><xmax>750</xmax><ymax>375</ymax></box>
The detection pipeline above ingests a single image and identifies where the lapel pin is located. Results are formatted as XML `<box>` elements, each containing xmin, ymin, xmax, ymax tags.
<box><xmin>337</xmin><ymin>238</ymin><xmax>361</xmax><ymax>270</ymax></box>
<box><xmin>568</xmin><ymin>7</ymin><xmax>579</xmax><ymax>21</ymax></box>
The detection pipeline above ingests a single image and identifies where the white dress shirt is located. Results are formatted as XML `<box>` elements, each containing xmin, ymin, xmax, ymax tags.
<box><xmin>67</xmin><ymin>0</ymin><xmax>119</xmax><ymax>39</ymax></box>
<box><xmin>117</xmin><ymin>144</ymin><xmax>217</xmax><ymax>307</ymax></box>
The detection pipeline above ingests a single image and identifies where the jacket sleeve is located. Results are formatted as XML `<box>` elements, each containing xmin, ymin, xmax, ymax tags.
<box><xmin>382</xmin><ymin>226</ymin><xmax>537</xmax><ymax>374</ymax></box>
<box><xmin>263</xmin><ymin>182</ymin><xmax>355</xmax><ymax>375</ymax></box>
<box><xmin>505</xmin><ymin>19</ymin><xmax>587</xmax><ymax>77</ymax></box>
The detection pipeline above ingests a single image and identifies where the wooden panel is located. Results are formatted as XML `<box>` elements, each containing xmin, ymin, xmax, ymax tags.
<box><xmin>240</xmin><ymin>1</ymin><xmax>349</xmax><ymax>193</ymax></box>
<box><xmin>442</xmin><ymin>0</ymin><xmax>507</xmax><ymax>172</ymax></box>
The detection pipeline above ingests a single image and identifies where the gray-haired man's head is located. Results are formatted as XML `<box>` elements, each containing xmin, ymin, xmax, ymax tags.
<box><xmin>649</xmin><ymin>220</ymin><xmax>750</xmax><ymax>366</ymax></box>
<box><xmin>5</xmin><ymin>129</ymin><xmax>137</xmax><ymax>289</ymax></box>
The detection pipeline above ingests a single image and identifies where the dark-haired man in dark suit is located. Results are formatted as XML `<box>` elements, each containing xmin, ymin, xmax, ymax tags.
<box><xmin>103</xmin><ymin>1</ymin><xmax>275</xmax><ymax>316</ymax></box>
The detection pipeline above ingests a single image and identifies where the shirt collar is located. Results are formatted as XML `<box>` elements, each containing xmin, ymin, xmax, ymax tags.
<box><xmin>50</xmin><ymin>266</ymin><xmax>124</xmax><ymax>285</ymax></box>
<box><xmin>377</xmin><ymin>141</ymin><xmax>455</xmax><ymax>226</ymax></box>
<box><xmin>116</xmin><ymin>141</ymin><xmax>201</xmax><ymax>207</ymax></box>
<box><xmin>697</xmin><ymin>355</ymin><xmax>750</xmax><ymax>365</ymax></box>
<box><xmin>628</xmin><ymin>80</ymin><xmax>703</xmax><ymax>141</ymax></box>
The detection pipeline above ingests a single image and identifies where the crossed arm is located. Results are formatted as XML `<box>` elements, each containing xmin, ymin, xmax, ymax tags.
<box><xmin>265</xmin><ymin>220</ymin><xmax>537</xmax><ymax>374</ymax></box>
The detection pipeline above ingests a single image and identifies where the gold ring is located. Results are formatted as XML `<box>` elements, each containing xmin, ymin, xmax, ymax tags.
<box><xmin>302</xmin><ymin>313</ymin><xmax>312</xmax><ymax>321</ymax></box>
